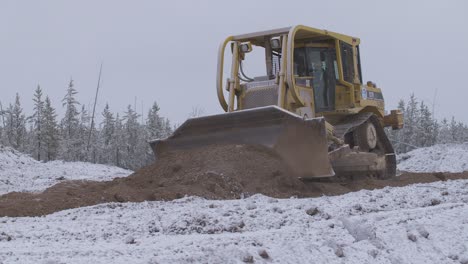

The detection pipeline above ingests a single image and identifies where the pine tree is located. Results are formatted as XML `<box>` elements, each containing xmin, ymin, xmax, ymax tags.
<box><xmin>0</xmin><ymin>84</ymin><xmax>181</xmax><ymax>169</ymax></box>
<box><xmin>78</xmin><ymin>105</ymin><xmax>90</xmax><ymax>161</ymax></box>
<box><xmin>416</xmin><ymin>101</ymin><xmax>436</xmax><ymax>147</ymax></box>
<box><xmin>402</xmin><ymin>94</ymin><xmax>420</xmax><ymax>152</ymax></box>
<box><xmin>0</xmin><ymin>101</ymin><xmax>6</xmax><ymax>146</ymax></box>
<box><xmin>98</xmin><ymin>103</ymin><xmax>115</xmax><ymax>164</ymax></box>
<box><xmin>386</xmin><ymin>95</ymin><xmax>446</xmax><ymax>153</ymax></box>
<box><xmin>31</xmin><ymin>85</ymin><xmax>45</xmax><ymax>160</ymax></box>
<box><xmin>5</xmin><ymin>94</ymin><xmax>27</xmax><ymax>151</ymax></box>
<box><xmin>101</xmin><ymin>103</ymin><xmax>115</xmax><ymax>146</ymax></box>
<box><xmin>122</xmin><ymin>105</ymin><xmax>141</xmax><ymax>169</ymax></box>
<box><xmin>437</xmin><ymin>118</ymin><xmax>451</xmax><ymax>144</ymax></box>
<box><xmin>42</xmin><ymin>96</ymin><xmax>59</xmax><ymax>161</ymax></box>
<box><xmin>112</xmin><ymin>113</ymin><xmax>125</xmax><ymax>167</ymax></box>
<box><xmin>60</xmin><ymin>79</ymin><xmax>80</xmax><ymax>161</ymax></box>
<box><xmin>449</xmin><ymin>118</ymin><xmax>466</xmax><ymax>143</ymax></box>
<box><xmin>162</xmin><ymin>118</ymin><xmax>173</xmax><ymax>138</ymax></box>
<box><xmin>146</xmin><ymin>102</ymin><xmax>163</xmax><ymax>140</ymax></box>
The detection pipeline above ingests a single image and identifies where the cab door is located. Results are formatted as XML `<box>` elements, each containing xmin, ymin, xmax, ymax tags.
<box><xmin>304</xmin><ymin>48</ymin><xmax>337</xmax><ymax>113</ymax></box>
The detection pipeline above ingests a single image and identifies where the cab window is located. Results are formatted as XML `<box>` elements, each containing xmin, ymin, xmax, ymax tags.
<box><xmin>293</xmin><ymin>46</ymin><xmax>337</xmax><ymax>112</ymax></box>
<box><xmin>340</xmin><ymin>42</ymin><xmax>354</xmax><ymax>83</ymax></box>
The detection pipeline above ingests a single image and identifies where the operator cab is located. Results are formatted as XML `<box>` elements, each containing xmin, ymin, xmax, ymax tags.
<box><xmin>293</xmin><ymin>42</ymin><xmax>338</xmax><ymax>113</ymax></box>
<box><xmin>238</xmin><ymin>38</ymin><xmax>340</xmax><ymax>114</ymax></box>
<box><xmin>217</xmin><ymin>26</ymin><xmax>363</xmax><ymax>118</ymax></box>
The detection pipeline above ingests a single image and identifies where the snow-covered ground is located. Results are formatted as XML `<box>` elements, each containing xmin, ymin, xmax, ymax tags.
<box><xmin>1</xmin><ymin>144</ymin><xmax>468</xmax><ymax>263</ymax></box>
<box><xmin>398</xmin><ymin>143</ymin><xmax>468</xmax><ymax>173</ymax></box>
<box><xmin>1</xmin><ymin>179</ymin><xmax>467</xmax><ymax>263</ymax></box>
<box><xmin>0</xmin><ymin>146</ymin><xmax>132</xmax><ymax>195</ymax></box>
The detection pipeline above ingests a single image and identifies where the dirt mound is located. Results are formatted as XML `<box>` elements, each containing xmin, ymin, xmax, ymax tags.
<box><xmin>1</xmin><ymin>144</ymin><xmax>468</xmax><ymax>217</ymax></box>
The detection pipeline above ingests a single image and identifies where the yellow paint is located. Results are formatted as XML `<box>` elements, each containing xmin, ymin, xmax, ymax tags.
<box><xmin>217</xmin><ymin>25</ymin><xmax>401</xmax><ymax>129</ymax></box>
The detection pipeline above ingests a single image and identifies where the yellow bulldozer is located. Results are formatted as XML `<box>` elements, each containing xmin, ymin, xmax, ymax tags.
<box><xmin>151</xmin><ymin>25</ymin><xmax>403</xmax><ymax>180</ymax></box>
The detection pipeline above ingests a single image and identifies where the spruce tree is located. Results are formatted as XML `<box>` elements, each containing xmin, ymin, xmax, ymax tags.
<box><xmin>43</xmin><ymin>96</ymin><xmax>59</xmax><ymax>161</ymax></box>
<box><xmin>78</xmin><ymin>105</ymin><xmax>90</xmax><ymax>161</ymax></box>
<box><xmin>31</xmin><ymin>85</ymin><xmax>45</xmax><ymax>160</ymax></box>
<box><xmin>122</xmin><ymin>105</ymin><xmax>141</xmax><ymax>169</ymax></box>
<box><xmin>98</xmin><ymin>103</ymin><xmax>115</xmax><ymax>164</ymax></box>
<box><xmin>0</xmin><ymin>101</ymin><xmax>6</xmax><ymax>146</ymax></box>
<box><xmin>162</xmin><ymin>118</ymin><xmax>173</xmax><ymax>138</ymax></box>
<box><xmin>60</xmin><ymin>79</ymin><xmax>80</xmax><ymax>161</ymax></box>
<box><xmin>101</xmin><ymin>103</ymin><xmax>115</xmax><ymax>146</ymax></box>
<box><xmin>5</xmin><ymin>94</ymin><xmax>27</xmax><ymax>151</ymax></box>
<box><xmin>112</xmin><ymin>113</ymin><xmax>124</xmax><ymax>167</ymax></box>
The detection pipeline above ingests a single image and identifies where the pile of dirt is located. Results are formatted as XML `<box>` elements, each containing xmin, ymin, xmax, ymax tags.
<box><xmin>1</xmin><ymin>144</ymin><xmax>468</xmax><ymax>217</ymax></box>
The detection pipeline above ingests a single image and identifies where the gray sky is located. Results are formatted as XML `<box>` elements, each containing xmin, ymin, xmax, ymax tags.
<box><xmin>1</xmin><ymin>0</ymin><xmax>467</xmax><ymax>124</ymax></box>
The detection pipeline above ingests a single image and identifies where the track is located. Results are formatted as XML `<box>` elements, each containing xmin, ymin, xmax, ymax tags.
<box><xmin>331</xmin><ymin>113</ymin><xmax>396</xmax><ymax>179</ymax></box>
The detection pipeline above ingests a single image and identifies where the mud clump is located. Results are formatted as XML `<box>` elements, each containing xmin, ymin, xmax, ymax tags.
<box><xmin>1</xmin><ymin>144</ymin><xmax>468</xmax><ymax>217</ymax></box>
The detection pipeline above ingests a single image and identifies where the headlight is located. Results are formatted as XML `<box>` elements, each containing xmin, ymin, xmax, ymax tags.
<box><xmin>271</xmin><ymin>37</ymin><xmax>281</xmax><ymax>49</ymax></box>
<box><xmin>240</xmin><ymin>42</ymin><xmax>252</xmax><ymax>53</ymax></box>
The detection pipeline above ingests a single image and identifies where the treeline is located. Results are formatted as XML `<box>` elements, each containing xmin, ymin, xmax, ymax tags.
<box><xmin>2</xmin><ymin>83</ymin><xmax>467</xmax><ymax>167</ymax></box>
<box><xmin>386</xmin><ymin>94</ymin><xmax>468</xmax><ymax>153</ymax></box>
<box><xmin>0</xmin><ymin>79</ymin><xmax>172</xmax><ymax>170</ymax></box>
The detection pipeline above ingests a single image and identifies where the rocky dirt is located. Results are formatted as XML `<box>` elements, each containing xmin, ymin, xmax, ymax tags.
<box><xmin>1</xmin><ymin>144</ymin><xmax>467</xmax><ymax>217</ymax></box>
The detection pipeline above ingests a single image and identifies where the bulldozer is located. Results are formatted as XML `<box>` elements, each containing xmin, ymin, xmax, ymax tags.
<box><xmin>150</xmin><ymin>25</ymin><xmax>403</xmax><ymax>180</ymax></box>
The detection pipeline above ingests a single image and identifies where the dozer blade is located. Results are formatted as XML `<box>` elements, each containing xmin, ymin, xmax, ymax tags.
<box><xmin>149</xmin><ymin>106</ymin><xmax>334</xmax><ymax>178</ymax></box>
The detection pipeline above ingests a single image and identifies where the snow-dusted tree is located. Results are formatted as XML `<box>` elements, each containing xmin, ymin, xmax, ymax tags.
<box><xmin>416</xmin><ymin>101</ymin><xmax>437</xmax><ymax>147</ymax></box>
<box><xmin>42</xmin><ymin>96</ymin><xmax>59</xmax><ymax>161</ymax></box>
<box><xmin>387</xmin><ymin>95</ymin><xmax>442</xmax><ymax>153</ymax></box>
<box><xmin>122</xmin><ymin>105</ymin><xmax>143</xmax><ymax>169</ymax></box>
<box><xmin>77</xmin><ymin>105</ymin><xmax>92</xmax><ymax>161</ymax></box>
<box><xmin>0</xmin><ymin>81</ymin><xmax>178</xmax><ymax>169</ymax></box>
<box><xmin>0</xmin><ymin>79</ymin><xmax>180</xmax><ymax>170</ymax></box>
<box><xmin>437</xmin><ymin>117</ymin><xmax>464</xmax><ymax>144</ymax></box>
<box><xmin>98</xmin><ymin>103</ymin><xmax>115</xmax><ymax>164</ymax></box>
<box><xmin>162</xmin><ymin>117</ymin><xmax>173</xmax><ymax>138</ymax></box>
<box><xmin>146</xmin><ymin>102</ymin><xmax>172</xmax><ymax>142</ymax></box>
<box><xmin>30</xmin><ymin>85</ymin><xmax>45</xmax><ymax>160</ymax></box>
<box><xmin>449</xmin><ymin>117</ymin><xmax>467</xmax><ymax>143</ymax></box>
<box><xmin>0</xmin><ymin>101</ymin><xmax>6</xmax><ymax>146</ymax></box>
<box><xmin>101</xmin><ymin>103</ymin><xmax>115</xmax><ymax>145</ymax></box>
<box><xmin>4</xmin><ymin>94</ymin><xmax>27</xmax><ymax>151</ymax></box>
<box><xmin>437</xmin><ymin>118</ymin><xmax>450</xmax><ymax>144</ymax></box>
<box><xmin>60</xmin><ymin>79</ymin><xmax>80</xmax><ymax>161</ymax></box>
<box><xmin>146</xmin><ymin>101</ymin><xmax>163</xmax><ymax>141</ymax></box>
<box><xmin>401</xmin><ymin>94</ymin><xmax>420</xmax><ymax>152</ymax></box>
<box><xmin>111</xmin><ymin>113</ymin><xmax>125</xmax><ymax>167</ymax></box>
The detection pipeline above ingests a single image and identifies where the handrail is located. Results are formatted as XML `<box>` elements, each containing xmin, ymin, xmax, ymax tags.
<box><xmin>277</xmin><ymin>35</ymin><xmax>288</xmax><ymax>108</ymax></box>
<box><xmin>286</xmin><ymin>25</ymin><xmax>305</xmax><ymax>107</ymax></box>
<box><xmin>228</xmin><ymin>41</ymin><xmax>239</xmax><ymax>112</ymax></box>
<box><xmin>216</xmin><ymin>36</ymin><xmax>234</xmax><ymax>112</ymax></box>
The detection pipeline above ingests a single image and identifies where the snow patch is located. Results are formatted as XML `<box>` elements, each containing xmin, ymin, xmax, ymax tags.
<box><xmin>398</xmin><ymin>143</ymin><xmax>468</xmax><ymax>173</ymax></box>
<box><xmin>0</xmin><ymin>145</ymin><xmax>132</xmax><ymax>195</ymax></box>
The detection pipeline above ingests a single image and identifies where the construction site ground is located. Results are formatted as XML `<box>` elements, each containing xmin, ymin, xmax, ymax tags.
<box><xmin>1</xmin><ymin>144</ymin><xmax>467</xmax><ymax>217</ymax></box>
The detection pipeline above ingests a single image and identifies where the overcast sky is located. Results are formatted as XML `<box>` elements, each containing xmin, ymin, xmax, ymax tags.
<box><xmin>1</xmin><ymin>0</ymin><xmax>467</xmax><ymax>124</ymax></box>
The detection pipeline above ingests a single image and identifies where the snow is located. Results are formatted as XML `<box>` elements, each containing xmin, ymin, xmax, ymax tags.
<box><xmin>398</xmin><ymin>143</ymin><xmax>468</xmax><ymax>173</ymax></box>
<box><xmin>0</xmin><ymin>146</ymin><xmax>132</xmax><ymax>195</ymax></box>
<box><xmin>1</xmin><ymin>145</ymin><xmax>468</xmax><ymax>263</ymax></box>
<box><xmin>1</xmin><ymin>179</ymin><xmax>468</xmax><ymax>263</ymax></box>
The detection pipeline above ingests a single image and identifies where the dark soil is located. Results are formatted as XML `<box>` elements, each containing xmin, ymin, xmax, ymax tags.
<box><xmin>1</xmin><ymin>144</ymin><xmax>467</xmax><ymax>217</ymax></box>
